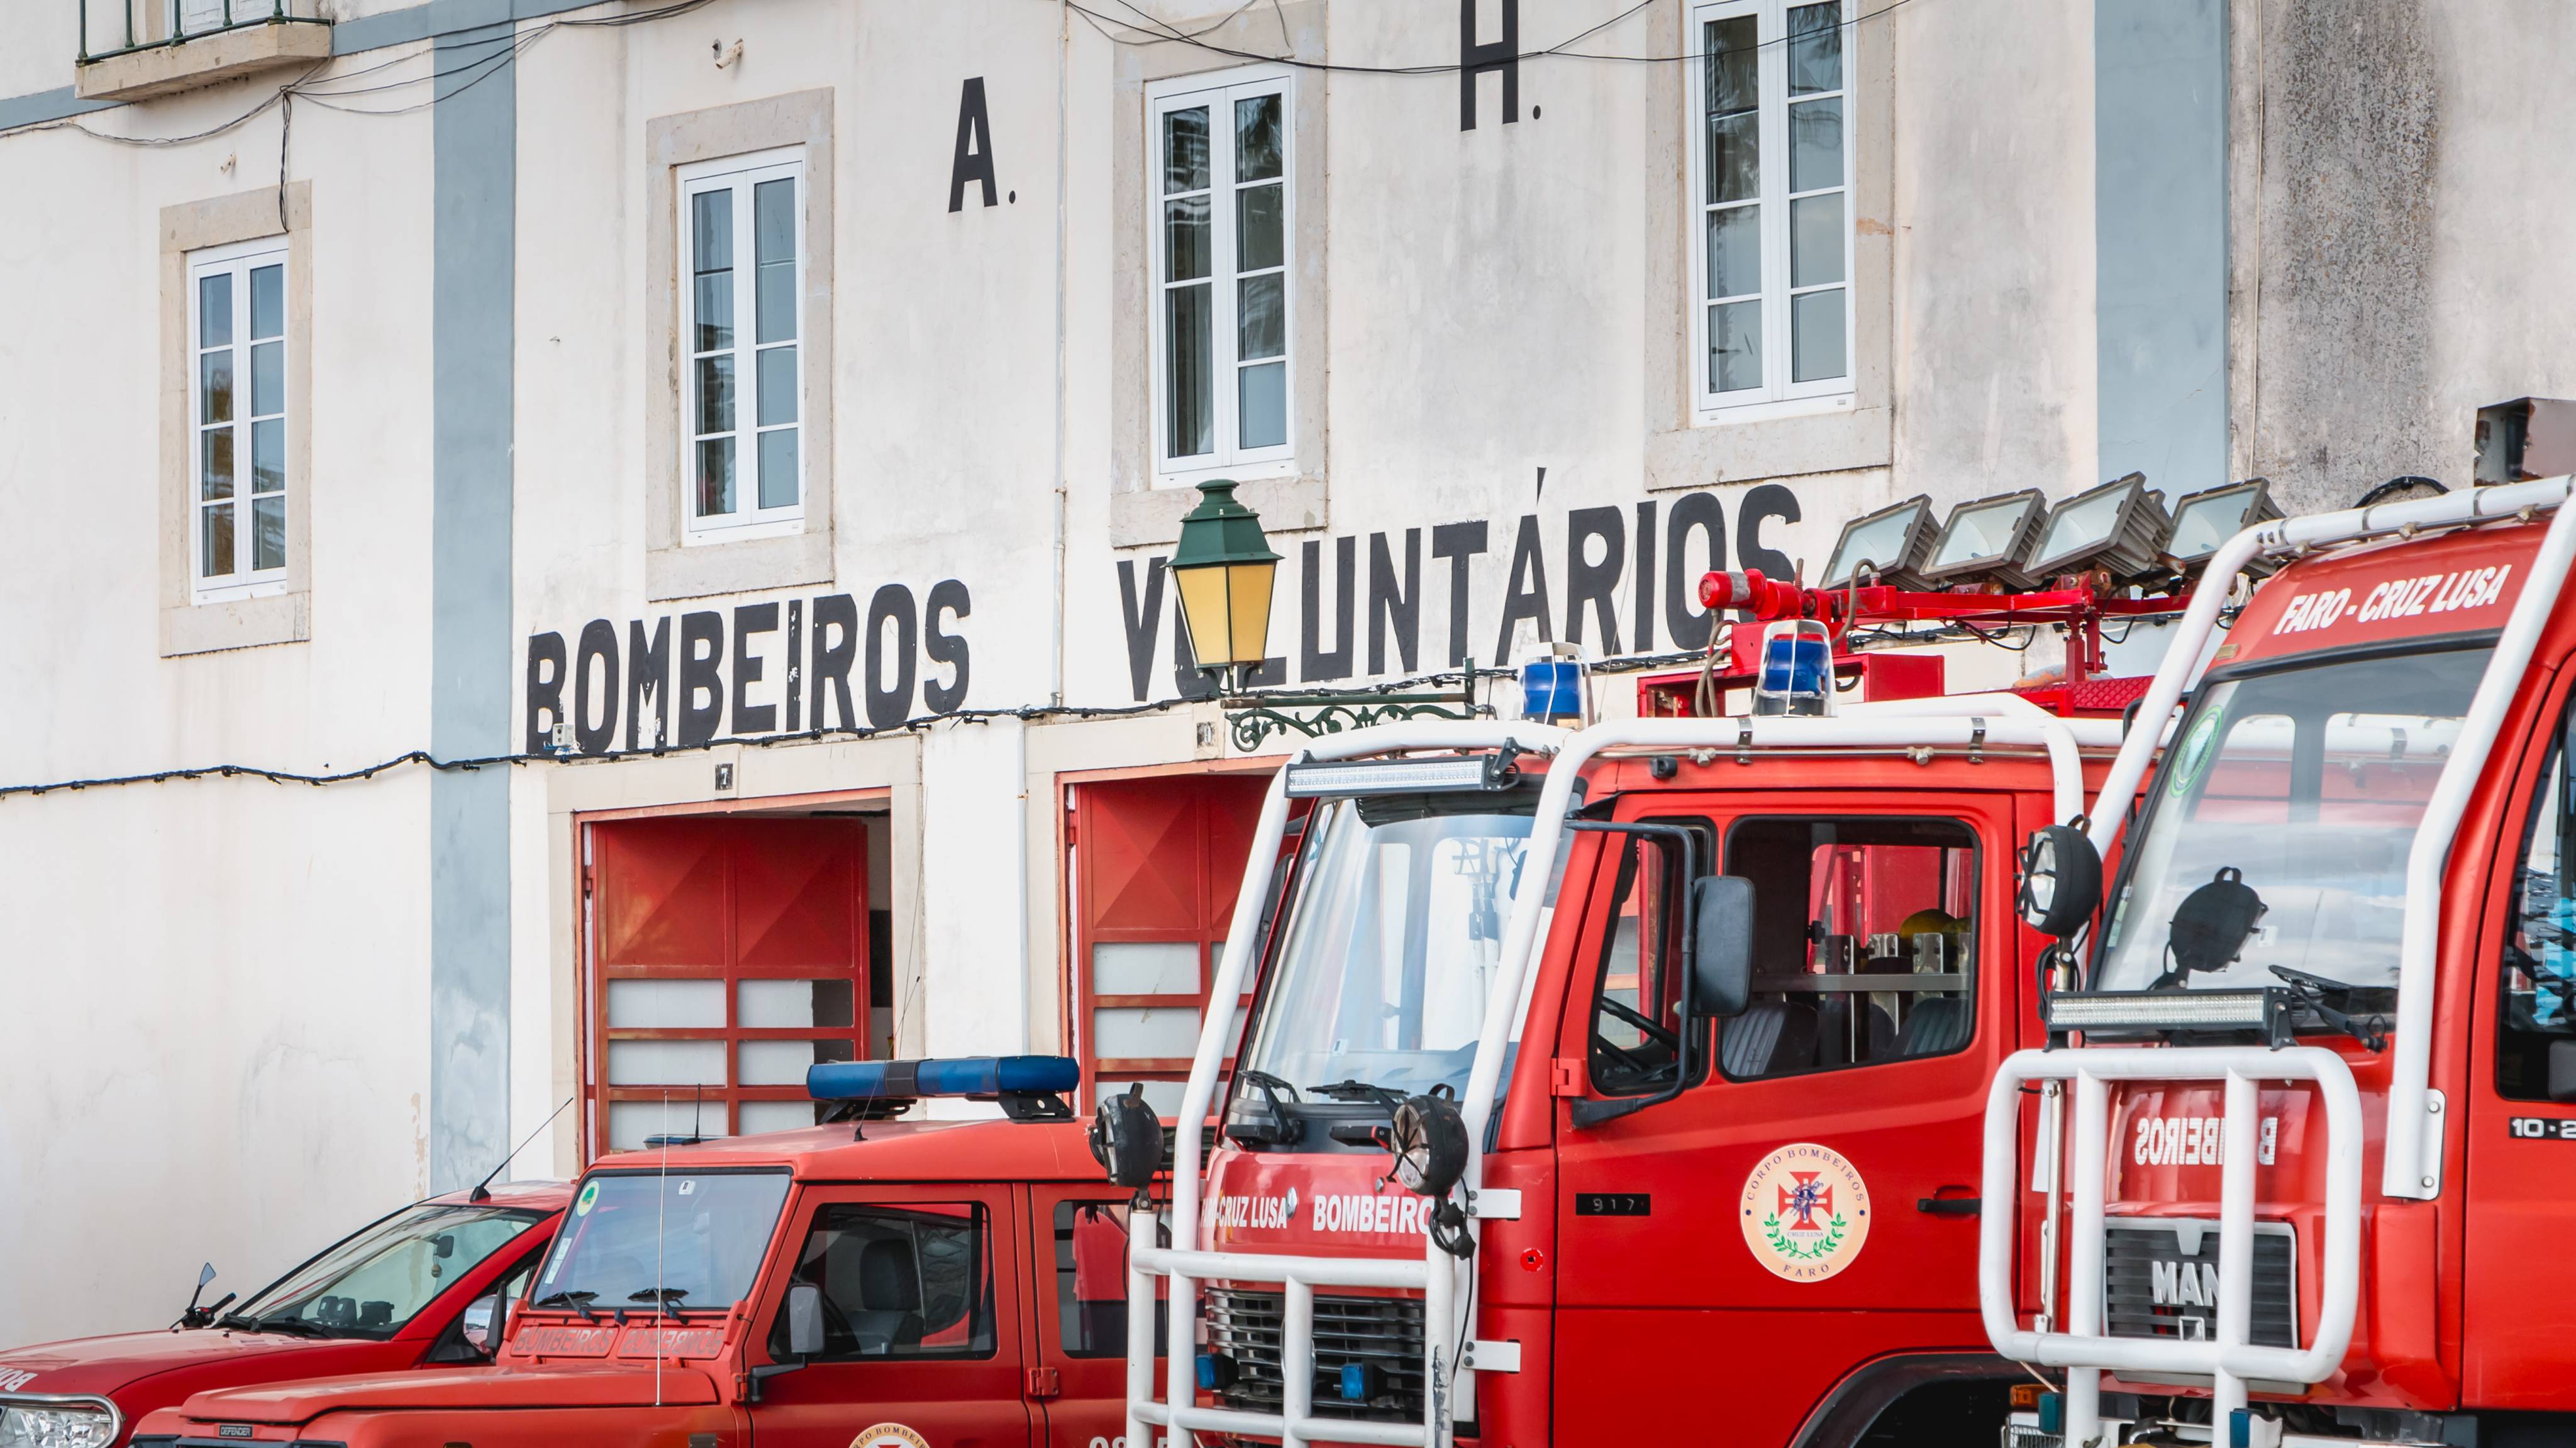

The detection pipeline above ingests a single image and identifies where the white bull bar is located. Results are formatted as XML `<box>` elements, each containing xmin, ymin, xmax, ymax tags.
<box><xmin>1982</xmin><ymin>1046</ymin><xmax>2362</xmax><ymax>1444</ymax></box>
<box><xmin>1127</xmin><ymin>705</ymin><xmax>2101</xmax><ymax>1447</ymax></box>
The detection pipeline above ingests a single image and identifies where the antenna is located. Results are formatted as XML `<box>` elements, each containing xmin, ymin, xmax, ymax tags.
<box><xmin>654</xmin><ymin>1088</ymin><xmax>670</xmax><ymax>1410</ymax></box>
<box><xmin>469</xmin><ymin>1097</ymin><xmax>575</xmax><ymax>1203</ymax></box>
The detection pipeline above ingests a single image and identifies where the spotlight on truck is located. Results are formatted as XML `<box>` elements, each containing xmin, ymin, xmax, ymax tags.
<box><xmin>1919</xmin><ymin>489</ymin><xmax>2051</xmax><ymax>590</ymax></box>
<box><xmin>1387</xmin><ymin>1094</ymin><xmax>1468</xmax><ymax>1200</ymax></box>
<box><xmin>1819</xmin><ymin>494</ymin><xmax>1940</xmax><ymax>590</ymax></box>
<box><xmin>2026</xmin><ymin>472</ymin><xmax>2176</xmax><ymax>585</ymax></box>
<box><xmin>2015</xmin><ymin>822</ymin><xmax>2101</xmax><ymax>939</ymax></box>
<box><xmin>1090</xmin><ymin>1082</ymin><xmax>1166</xmax><ymax>1190</ymax></box>
<box><xmin>2163</xmin><ymin>478</ymin><xmax>2284</xmax><ymax>577</ymax></box>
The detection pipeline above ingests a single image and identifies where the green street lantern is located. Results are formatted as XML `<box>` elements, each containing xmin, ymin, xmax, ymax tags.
<box><xmin>1170</xmin><ymin>479</ymin><xmax>1281</xmax><ymax>693</ymax></box>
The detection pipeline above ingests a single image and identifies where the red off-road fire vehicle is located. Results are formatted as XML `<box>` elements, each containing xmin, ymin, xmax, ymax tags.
<box><xmin>132</xmin><ymin>1058</ymin><xmax>1165</xmax><ymax>1448</ymax></box>
<box><xmin>0</xmin><ymin>1180</ymin><xmax>567</xmax><ymax>1448</ymax></box>
<box><xmin>1093</xmin><ymin>575</ymin><xmax>2177</xmax><ymax>1447</ymax></box>
<box><xmin>1966</xmin><ymin>476</ymin><xmax>2576</xmax><ymax>1448</ymax></box>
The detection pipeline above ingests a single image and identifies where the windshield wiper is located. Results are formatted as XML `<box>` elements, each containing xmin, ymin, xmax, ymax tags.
<box><xmin>1236</xmin><ymin>1069</ymin><xmax>1301</xmax><ymax>1102</ymax></box>
<box><xmin>532</xmin><ymin>1290</ymin><xmax>601</xmax><ymax>1324</ymax></box>
<box><xmin>216</xmin><ymin>1312</ymin><xmax>334</xmax><ymax>1338</ymax></box>
<box><xmin>2270</xmin><ymin>965</ymin><xmax>2389</xmax><ymax>1052</ymax></box>
<box><xmin>628</xmin><ymin>1288</ymin><xmax>702</xmax><ymax>1316</ymax></box>
<box><xmin>1307</xmin><ymin>1080</ymin><xmax>1406</xmax><ymax>1115</ymax></box>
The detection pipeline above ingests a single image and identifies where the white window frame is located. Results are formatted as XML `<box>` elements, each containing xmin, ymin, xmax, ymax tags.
<box><xmin>1688</xmin><ymin>0</ymin><xmax>1857</xmax><ymax>423</ymax></box>
<box><xmin>1147</xmin><ymin>67</ymin><xmax>1296</xmax><ymax>489</ymax></box>
<box><xmin>679</xmin><ymin>145</ymin><xmax>808</xmax><ymax>544</ymax></box>
<box><xmin>187</xmin><ymin>236</ymin><xmax>291</xmax><ymax>604</ymax></box>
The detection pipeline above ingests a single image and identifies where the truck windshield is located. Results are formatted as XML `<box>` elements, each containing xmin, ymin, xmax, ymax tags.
<box><xmin>531</xmin><ymin>1169</ymin><xmax>791</xmax><ymax>1314</ymax></box>
<box><xmin>1238</xmin><ymin>792</ymin><xmax>1563</xmax><ymax>1102</ymax></box>
<box><xmin>2094</xmin><ymin>643</ymin><xmax>2493</xmax><ymax>995</ymax></box>
<box><xmin>228</xmin><ymin>1201</ymin><xmax>544</xmax><ymax>1339</ymax></box>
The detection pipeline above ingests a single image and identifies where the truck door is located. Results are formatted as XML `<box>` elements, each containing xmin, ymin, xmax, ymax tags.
<box><xmin>1549</xmin><ymin>794</ymin><xmax>2013</xmax><ymax>1447</ymax></box>
<box><xmin>743</xmin><ymin>1183</ymin><xmax>1031</xmax><ymax>1448</ymax></box>
<box><xmin>2465</xmin><ymin>673</ymin><xmax>2576</xmax><ymax>1405</ymax></box>
<box><xmin>1026</xmin><ymin>1186</ymin><xmax>1167</xmax><ymax>1448</ymax></box>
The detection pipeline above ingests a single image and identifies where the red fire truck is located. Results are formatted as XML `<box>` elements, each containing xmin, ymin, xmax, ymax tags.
<box><xmin>1093</xmin><ymin>606</ymin><xmax>2157</xmax><ymax>1445</ymax></box>
<box><xmin>130</xmin><ymin>1058</ymin><xmax>1162</xmax><ymax>1448</ymax></box>
<box><xmin>1967</xmin><ymin>475</ymin><xmax>2576</xmax><ymax>1448</ymax></box>
<box><xmin>0</xmin><ymin>1180</ymin><xmax>567</xmax><ymax>1448</ymax></box>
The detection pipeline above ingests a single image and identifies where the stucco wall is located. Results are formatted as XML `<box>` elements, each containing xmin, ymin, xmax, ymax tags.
<box><xmin>0</xmin><ymin>91</ymin><xmax>439</xmax><ymax>1335</ymax></box>
<box><xmin>21</xmin><ymin>0</ymin><xmax>2575</xmax><ymax>1346</ymax></box>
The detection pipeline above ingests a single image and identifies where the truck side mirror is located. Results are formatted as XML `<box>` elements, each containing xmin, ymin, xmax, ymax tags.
<box><xmin>2017</xmin><ymin>823</ymin><xmax>2102</xmax><ymax>940</ymax></box>
<box><xmin>459</xmin><ymin>1293</ymin><xmax>501</xmax><ymax>1357</ymax></box>
<box><xmin>785</xmin><ymin>1282</ymin><xmax>826</xmax><ymax>1358</ymax></box>
<box><xmin>1691</xmin><ymin>875</ymin><xmax>1755</xmax><ymax>1018</ymax></box>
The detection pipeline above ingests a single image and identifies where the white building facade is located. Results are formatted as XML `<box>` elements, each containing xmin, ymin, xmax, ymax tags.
<box><xmin>3</xmin><ymin>0</ymin><xmax>2572</xmax><ymax>1339</ymax></box>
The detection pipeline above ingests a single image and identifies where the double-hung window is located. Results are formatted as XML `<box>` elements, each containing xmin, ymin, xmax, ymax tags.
<box><xmin>680</xmin><ymin>147</ymin><xmax>805</xmax><ymax>541</ymax></box>
<box><xmin>1691</xmin><ymin>0</ymin><xmax>1853</xmax><ymax>416</ymax></box>
<box><xmin>189</xmin><ymin>238</ymin><xmax>289</xmax><ymax>601</ymax></box>
<box><xmin>1150</xmin><ymin>70</ymin><xmax>1293</xmax><ymax>484</ymax></box>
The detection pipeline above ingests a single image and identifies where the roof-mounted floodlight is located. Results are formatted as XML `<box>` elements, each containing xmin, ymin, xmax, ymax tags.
<box><xmin>808</xmin><ymin>1056</ymin><xmax>1080</xmax><ymax>1122</ymax></box>
<box><xmin>1282</xmin><ymin>753</ymin><xmax>1519</xmax><ymax>799</ymax></box>
<box><xmin>2165</xmin><ymin>478</ymin><xmax>2285</xmax><ymax>577</ymax></box>
<box><xmin>1819</xmin><ymin>494</ymin><xmax>1940</xmax><ymax>590</ymax></box>
<box><xmin>1921</xmin><ymin>489</ymin><xmax>2050</xmax><ymax>590</ymax></box>
<box><xmin>2026</xmin><ymin>472</ymin><xmax>2175</xmax><ymax>583</ymax></box>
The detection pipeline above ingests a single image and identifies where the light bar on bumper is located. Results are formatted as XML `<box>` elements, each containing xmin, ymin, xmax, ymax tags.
<box><xmin>1282</xmin><ymin>753</ymin><xmax>1519</xmax><ymax>798</ymax></box>
<box><xmin>2042</xmin><ymin>988</ymin><xmax>2285</xmax><ymax>1037</ymax></box>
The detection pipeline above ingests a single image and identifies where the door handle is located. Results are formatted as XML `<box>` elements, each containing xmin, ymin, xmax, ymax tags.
<box><xmin>1916</xmin><ymin>1193</ymin><xmax>1980</xmax><ymax>1217</ymax></box>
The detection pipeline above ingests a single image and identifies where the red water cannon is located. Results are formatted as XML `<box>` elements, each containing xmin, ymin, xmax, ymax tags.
<box><xmin>1694</xmin><ymin>566</ymin><xmax>2190</xmax><ymax>685</ymax></box>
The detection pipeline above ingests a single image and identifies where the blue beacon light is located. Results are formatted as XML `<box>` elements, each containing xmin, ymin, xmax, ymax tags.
<box><xmin>806</xmin><ymin>1055</ymin><xmax>1082</xmax><ymax>1102</ymax></box>
<box><xmin>1752</xmin><ymin>619</ymin><xmax>1835</xmax><ymax>717</ymax></box>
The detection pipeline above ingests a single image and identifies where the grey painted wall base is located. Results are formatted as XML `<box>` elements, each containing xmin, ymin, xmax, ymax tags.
<box><xmin>427</xmin><ymin>4</ymin><xmax>515</xmax><ymax>1193</ymax></box>
<box><xmin>2097</xmin><ymin>0</ymin><xmax>2229</xmax><ymax>495</ymax></box>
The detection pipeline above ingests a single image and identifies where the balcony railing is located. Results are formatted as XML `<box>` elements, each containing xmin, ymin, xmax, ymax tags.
<box><xmin>79</xmin><ymin>0</ymin><xmax>323</xmax><ymax>63</ymax></box>
<box><xmin>74</xmin><ymin>0</ymin><xmax>330</xmax><ymax>101</ymax></box>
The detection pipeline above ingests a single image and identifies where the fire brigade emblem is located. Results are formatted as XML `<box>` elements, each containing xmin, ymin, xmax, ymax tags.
<box><xmin>1739</xmin><ymin>1142</ymin><xmax>1872</xmax><ymax>1282</ymax></box>
<box><xmin>847</xmin><ymin>1426</ymin><xmax>932</xmax><ymax>1448</ymax></box>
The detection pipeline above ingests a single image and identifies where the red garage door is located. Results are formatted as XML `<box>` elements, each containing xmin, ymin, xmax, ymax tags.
<box><xmin>585</xmin><ymin>815</ymin><xmax>870</xmax><ymax>1154</ymax></box>
<box><xmin>1069</xmin><ymin>772</ymin><xmax>1274</xmax><ymax>1115</ymax></box>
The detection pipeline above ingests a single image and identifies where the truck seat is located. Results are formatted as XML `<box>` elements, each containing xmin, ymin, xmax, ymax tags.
<box><xmin>1894</xmin><ymin>995</ymin><xmax>1970</xmax><ymax>1057</ymax></box>
<box><xmin>1721</xmin><ymin>1001</ymin><xmax>1819</xmax><ymax>1078</ymax></box>
<box><xmin>847</xmin><ymin>1237</ymin><xmax>924</xmax><ymax>1353</ymax></box>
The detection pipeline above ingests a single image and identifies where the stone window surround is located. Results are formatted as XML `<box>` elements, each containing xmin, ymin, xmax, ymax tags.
<box><xmin>645</xmin><ymin>88</ymin><xmax>837</xmax><ymax>602</ymax></box>
<box><xmin>1108</xmin><ymin>3</ymin><xmax>1330</xmax><ymax>549</ymax></box>
<box><xmin>1642</xmin><ymin>0</ymin><xmax>1894</xmax><ymax>492</ymax></box>
<box><xmin>160</xmin><ymin>182</ymin><xmax>313</xmax><ymax>657</ymax></box>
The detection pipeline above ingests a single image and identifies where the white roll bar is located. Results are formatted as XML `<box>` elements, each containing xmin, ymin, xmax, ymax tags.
<box><xmin>1125</xmin><ymin>704</ymin><xmax>2099</xmax><ymax>1447</ymax></box>
<box><xmin>2065</xmin><ymin>477</ymin><xmax>2574</xmax><ymax>1202</ymax></box>
<box><xmin>1129</xmin><ymin>721</ymin><xmax>1567</xmax><ymax>1448</ymax></box>
<box><xmin>1980</xmin><ymin>1046</ymin><xmax>2362</xmax><ymax>1445</ymax></box>
<box><xmin>1964</xmin><ymin>480</ymin><xmax>2575</xmax><ymax>1442</ymax></box>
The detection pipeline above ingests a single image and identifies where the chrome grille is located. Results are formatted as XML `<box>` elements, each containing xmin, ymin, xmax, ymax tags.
<box><xmin>2103</xmin><ymin>1220</ymin><xmax>2295</xmax><ymax>1347</ymax></box>
<box><xmin>1201</xmin><ymin>1286</ymin><xmax>1425</xmax><ymax>1422</ymax></box>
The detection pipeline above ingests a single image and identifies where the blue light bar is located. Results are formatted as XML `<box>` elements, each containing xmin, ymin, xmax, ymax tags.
<box><xmin>807</xmin><ymin>1055</ymin><xmax>1080</xmax><ymax>1102</ymax></box>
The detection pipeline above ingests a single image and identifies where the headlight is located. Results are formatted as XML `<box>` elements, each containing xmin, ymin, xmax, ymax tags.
<box><xmin>0</xmin><ymin>1401</ymin><xmax>121</xmax><ymax>1448</ymax></box>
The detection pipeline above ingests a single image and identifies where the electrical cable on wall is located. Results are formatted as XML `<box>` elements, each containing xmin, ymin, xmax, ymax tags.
<box><xmin>8</xmin><ymin>0</ymin><xmax>1929</xmax><ymax>147</ymax></box>
<box><xmin>0</xmin><ymin>613</ymin><xmax>2160</xmax><ymax>802</ymax></box>
<box><xmin>1057</xmin><ymin>0</ymin><xmax>1925</xmax><ymax>74</ymax></box>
